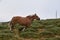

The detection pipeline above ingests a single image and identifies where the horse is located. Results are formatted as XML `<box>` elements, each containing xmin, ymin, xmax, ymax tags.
<box><xmin>9</xmin><ymin>14</ymin><xmax>40</xmax><ymax>31</ymax></box>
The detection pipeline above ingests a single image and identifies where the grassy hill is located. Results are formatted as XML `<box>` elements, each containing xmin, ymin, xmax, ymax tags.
<box><xmin>0</xmin><ymin>19</ymin><xmax>60</xmax><ymax>40</ymax></box>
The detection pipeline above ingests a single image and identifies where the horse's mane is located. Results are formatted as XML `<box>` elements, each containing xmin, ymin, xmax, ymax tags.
<box><xmin>26</xmin><ymin>14</ymin><xmax>35</xmax><ymax>17</ymax></box>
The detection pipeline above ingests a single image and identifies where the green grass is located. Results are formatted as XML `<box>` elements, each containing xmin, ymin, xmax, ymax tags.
<box><xmin>0</xmin><ymin>19</ymin><xmax>60</xmax><ymax>40</ymax></box>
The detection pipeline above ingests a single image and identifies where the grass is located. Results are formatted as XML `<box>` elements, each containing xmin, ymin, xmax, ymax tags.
<box><xmin>0</xmin><ymin>19</ymin><xmax>60</xmax><ymax>40</ymax></box>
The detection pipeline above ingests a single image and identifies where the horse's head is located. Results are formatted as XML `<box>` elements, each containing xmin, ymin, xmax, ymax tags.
<box><xmin>26</xmin><ymin>13</ymin><xmax>40</xmax><ymax>21</ymax></box>
<box><xmin>31</xmin><ymin>14</ymin><xmax>40</xmax><ymax>20</ymax></box>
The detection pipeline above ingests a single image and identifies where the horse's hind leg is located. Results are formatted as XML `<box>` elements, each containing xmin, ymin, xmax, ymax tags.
<box><xmin>10</xmin><ymin>23</ymin><xmax>15</xmax><ymax>32</ymax></box>
<box><xmin>10</xmin><ymin>25</ymin><xmax>14</xmax><ymax>31</ymax></box>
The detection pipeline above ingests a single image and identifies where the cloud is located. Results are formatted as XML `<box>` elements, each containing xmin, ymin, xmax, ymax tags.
<box><xmin>0</xmin><ymin>0</ymin><xmax>60</xmax><ymax>22</ymax></box>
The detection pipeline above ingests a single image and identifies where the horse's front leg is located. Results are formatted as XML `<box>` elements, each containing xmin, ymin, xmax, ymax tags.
<box><xmin>22</xmin><ymin>26</ymin><xmax>28</xmax><ymax>31</ymax></box>
<box><xmin>22</xmin><ymin>27</ymin><xmax>26</xmax><ymax>31</ymax></box>
<box><xmin>19</xmin><ymin>26</ymin><xmax>28</xmax><ymax>32</ymax></box>
<box><xmin>18</xmin><ymin>27</ymin><xmax>25</xmax><ymax>31</ymax></box>
<box><xmin>19</xmin><ymin>27</ymin><xmax>27</xmax><ymax>31</ymax></box>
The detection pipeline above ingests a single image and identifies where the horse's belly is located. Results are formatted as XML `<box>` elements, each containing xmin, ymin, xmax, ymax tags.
<box><xmin>19</xmin><ymin>20</ymin><xmax>31</xmax><ymax>26</ymax></box>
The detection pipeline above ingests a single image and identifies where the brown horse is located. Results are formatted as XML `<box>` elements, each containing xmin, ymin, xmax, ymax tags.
<box><xmin>9</xmin><ymin>14</ymin><xmax>40</xmax><ymax>31</ymax></box>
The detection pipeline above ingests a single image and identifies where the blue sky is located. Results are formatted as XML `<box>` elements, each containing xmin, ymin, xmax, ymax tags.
<box><xmin>0</xmin><ymin>0</ymin><xmax>60</xmax><ymax>22</ymax></box>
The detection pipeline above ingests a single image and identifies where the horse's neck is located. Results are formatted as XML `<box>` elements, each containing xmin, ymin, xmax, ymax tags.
<box><xmin>26</xmin><ymin>16</ymin><xmax>34</xmax><ymax>21</ymax></box>
<box><xmin>28</xmin><ymin>17</ymin><xmax>34</xmax><ymax>21</ymax></box>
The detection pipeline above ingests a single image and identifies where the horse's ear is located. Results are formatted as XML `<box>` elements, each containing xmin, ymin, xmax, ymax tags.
<box><xmin>34</xmin><ymin>13</ymin><xmax>37</xmax><ymax>15</ymax></box>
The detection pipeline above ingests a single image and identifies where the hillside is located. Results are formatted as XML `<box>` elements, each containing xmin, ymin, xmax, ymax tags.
<box><xmin>0</xmin><ymin>19</ymin><xmax>60</xmax><ymax>40</ymax></box>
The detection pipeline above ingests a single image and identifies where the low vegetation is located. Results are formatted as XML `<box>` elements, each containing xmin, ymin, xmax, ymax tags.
<box><xmin>0</xmin><ymin>19</ymin><xmax>60</xmax><ymax>40</ymax></box>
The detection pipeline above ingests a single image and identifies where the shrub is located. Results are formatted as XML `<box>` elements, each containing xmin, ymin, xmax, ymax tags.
<box><xmin>20</xmin><ymin>32</ymin><xmax>38</xmax><ymax>38</ymax></box>
<box><xmin>45</xmin><ymin>37</ymin><xmax>60</xmax><ymax>40</ymax></box>
<box><xmin>39</xmin><ymin>31</ymin><xmax>55</xmax><ymax>38</ymax></box>
<box><xmin>46</xmin><ymin>27</ymin><xmax>60</xmax><ymax>35</ymax></box>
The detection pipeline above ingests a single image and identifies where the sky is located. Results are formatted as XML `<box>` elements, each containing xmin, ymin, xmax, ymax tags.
<box><xmin>0</xmin><ymin>0</ymin><xmax>60</xmax><ymax>22</ymax></box>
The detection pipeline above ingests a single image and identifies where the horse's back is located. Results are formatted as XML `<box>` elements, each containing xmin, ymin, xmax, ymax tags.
<box><xmin>18</xmin><ymin>17</ymin><xmax>31</xmax><ymax>26</ymax></box>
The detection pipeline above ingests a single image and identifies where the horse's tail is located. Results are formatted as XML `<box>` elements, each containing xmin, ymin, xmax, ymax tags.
<box><xmin>8</xmin><ymin>21</ymin><xmax>12</xmax><ymax>31</ymax></box>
